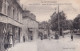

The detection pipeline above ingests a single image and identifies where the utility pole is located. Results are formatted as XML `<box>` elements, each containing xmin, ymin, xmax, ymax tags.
<box><xmin>57</xmin><ymin>4</ymin><xmax>60</xmax><ymax>36</ymax></box>
<box><xmin>48</xmin><ymin>22</ymin><xmax>50</xmax><ymax>37</ymax></box>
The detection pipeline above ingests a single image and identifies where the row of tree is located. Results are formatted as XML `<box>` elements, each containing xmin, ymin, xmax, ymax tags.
<box><xmin>73</xmin><ymin>14</ymin><xmax>80</xmax><ymax>29</ymax></box>
<box><xmin>50</xmin><ymin>11</ymin><xmax>80</xmax><ymax>35</ymax></box>
<box><xmin>39</xmin><ymin>11</ymin><xmax>80</xmax><ymax>36</ymax></box>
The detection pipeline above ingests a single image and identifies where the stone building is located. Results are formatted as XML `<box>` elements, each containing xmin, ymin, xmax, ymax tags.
<box><xmin>22</xmin><ymin>10</ymin><xmax>39</xmax><ymax>41</ymax></box>
<box><xmin>0</xmin><ymin>0</ymin><xmax>23</xmax><ymax>51</ymax></box>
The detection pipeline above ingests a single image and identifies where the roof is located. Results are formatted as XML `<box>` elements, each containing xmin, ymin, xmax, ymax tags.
<box><xmin>23</xmin><ymin>16</ymin><xmax>39</xmax><ymax>24</ymax></box>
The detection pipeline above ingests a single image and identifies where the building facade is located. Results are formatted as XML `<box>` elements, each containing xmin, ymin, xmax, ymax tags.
<box><xmin>0</xmin><ymin>0</ymin><xmax>23</xmax><ymax>51</ymax></box>
<box><xmin>22</xmin><ymin>10</ymin><xmax>39</xmax><ymax>41</ymax></box>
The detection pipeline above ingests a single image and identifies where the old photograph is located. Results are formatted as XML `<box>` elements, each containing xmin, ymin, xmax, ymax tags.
<box><xmin>0</xmin><ymin>0</ymin><xmax>80</xmax><ymax>51</ymax></box>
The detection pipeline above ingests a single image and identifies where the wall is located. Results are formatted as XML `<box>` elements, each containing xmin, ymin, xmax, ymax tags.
<box><xmin>1</xmin><ymin>0</ymin><xmax>22</xmax><ymax>23</ymax></box>
<box><xmin>22</xmin><ymin>18</ymin><xmax>38</xmax><ymax>41</ymax></box>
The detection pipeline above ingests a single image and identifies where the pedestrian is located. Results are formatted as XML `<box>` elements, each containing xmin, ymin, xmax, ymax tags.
<box><xmin>23</xmin><ymin>36</ymin><xmax>25</xmax><ymax>42</ymax></box>
<box><xmin>41</xmin><ymin>34</ymin><xmax>43</xmax><ymax>40</ymax></box>
<box><xmin>71</xmin><ymin>35</ymin><xmax>73</xmax><ymax>41</ymax></box>
<box><xmin>31</xmin><ymin>36</ymin><xmax>33</xmax><ymax>40</ymax></box>
<box><xmin>55</xmin><ymin>34</ymin><xmax>59</xmax><ymax>39</ymax></box>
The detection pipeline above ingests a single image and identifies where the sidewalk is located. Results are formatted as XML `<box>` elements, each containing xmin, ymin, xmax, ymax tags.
<box><xmin>7</xmin><ymin>35</ymin><xmax>80</xmax><ymax>51</ymax></box>
<box><xmin>7</xmin><ymin>41</ymin><xmax>37</xmax><ymax>51</ymax></box>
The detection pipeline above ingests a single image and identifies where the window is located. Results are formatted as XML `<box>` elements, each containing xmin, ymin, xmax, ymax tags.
<box><xmin>0</xmin><ymin>0</ymin><xmax>3</xmax><ymax>12</ymax></box>
<box><xmin>13</xmin><ymin>8</ymin><xmax>15</xmax><ymax>19</ymax></box>
<box><xmin>7</xmin><ymin>5</ymin><xmax>11</xmax><ymax>16</ymax></box>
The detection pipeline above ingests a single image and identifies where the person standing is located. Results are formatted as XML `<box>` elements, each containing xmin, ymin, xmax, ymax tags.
<box><xmin>23</xmin><ymin>36</ymin><xmax>25</xmax><ymax>42</ymax></box>
<box><xmin>71</xmin><ymin>34</ymin><xmax>73</xmax><ymax>41</ymax></box>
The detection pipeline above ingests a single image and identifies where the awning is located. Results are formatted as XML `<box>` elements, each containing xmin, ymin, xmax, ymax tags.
<box><xmin>0</xmin><ymin>15</ymin><xmax>22</xmax><ymax>27</ymax></box>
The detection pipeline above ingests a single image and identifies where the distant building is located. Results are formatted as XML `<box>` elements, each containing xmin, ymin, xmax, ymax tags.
<box><xmin>23</xmin><ymin>10</ymin><xmax>36</xmax><ymax>20</ymax></box>
<box><xmin>22</xmin><ymin>10</ymin><xmax>39</xmax><ymax>41</ymax></box>
<box><xmin>38</xmin><ymin>21</ymin><xmax>49</xmax><ymax>39</ymax></box>
<box><xmin>0</xmin><ymin>0</ymin><xmax>23</xmax><ymax>51</ymax></box>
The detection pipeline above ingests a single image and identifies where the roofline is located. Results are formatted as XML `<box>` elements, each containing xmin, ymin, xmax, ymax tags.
<box><xmin>23</xmin><ymin>16</ymin><xmax>39</xmax><ymax>24</ymax></box>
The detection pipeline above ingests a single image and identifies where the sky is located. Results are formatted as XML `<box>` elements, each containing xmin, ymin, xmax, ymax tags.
<box><xmin>20</xmin><ymin>0</ymin><xmax>80</xmax><ymax>22</ymax></box>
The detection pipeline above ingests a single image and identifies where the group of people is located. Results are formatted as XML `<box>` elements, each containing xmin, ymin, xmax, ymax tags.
<box><xmin>39</xmin><ymin>32</ymin><xmax>74</xmax><ymax>41</ymax></box>
<box><xmin>54</xmin><ymin>34</ymin><xmax>74</xmax><ymax>41</ymax></box>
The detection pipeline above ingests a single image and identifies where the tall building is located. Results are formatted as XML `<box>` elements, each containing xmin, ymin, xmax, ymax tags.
<box><xmin>0</xmin><ymin>0</ymin><xmax>23</xmax><ymax>51</ymax></box>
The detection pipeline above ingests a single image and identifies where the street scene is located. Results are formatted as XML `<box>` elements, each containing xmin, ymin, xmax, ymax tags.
<box><xmin>7</xmin><ymin>34</ymin><xmax>80</xmax><ymax>51</ymax></box>
<box><xmin>0</xmin><ymin>0</ymin><xmax>80</xmax><ymax>51</ymax></box>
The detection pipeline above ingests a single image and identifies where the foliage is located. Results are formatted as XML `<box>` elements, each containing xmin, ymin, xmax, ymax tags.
<box><xmin>73</xmin><ymin>14</ymin><xmax>80</xmax><ymax>29</ymax></box>
<box><xmin>50</xmin><ymin>11</ymin><xmax>66</xmax><ymax>31</ymax></box>
<box><xmin>39</xmin><ymin>21</ymin><xmax>49</xmax><ymax>30</ymax></box>
<box><xmin>50</xmin><ymin>11</ymin><xmax>73</xmax><ymax>31</ymax></box>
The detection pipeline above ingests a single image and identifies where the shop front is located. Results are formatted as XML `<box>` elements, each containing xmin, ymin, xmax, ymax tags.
<box><xmin>3</xmin><ymin>24</ymin><xmax>21</xmax><ymax>49</ymax></box>
<box><xmin>0</xmin><ymin>22</ymin><xmax>6</xmax><ymax>51</ymax></box>
<box><xmin>28</xmin><ymin>28</ymin><xmax>33</xmax><ymax>40</ymax></box>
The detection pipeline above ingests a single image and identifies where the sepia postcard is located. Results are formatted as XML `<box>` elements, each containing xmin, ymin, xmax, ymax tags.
<box><xmin>0</xmin><ymin>0</ymin><xmax>80</xmax><ymax>51</ymax></box>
